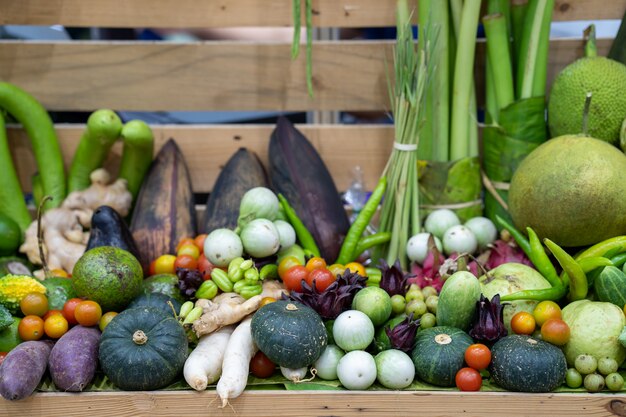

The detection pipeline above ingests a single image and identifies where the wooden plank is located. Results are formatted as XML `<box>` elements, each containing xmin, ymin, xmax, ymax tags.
<box><xmin>8</xmin><ymin>124</ymin><xmax>394</xmax><ymax>195</ymax></box>
<box><xmin>0</xmin><ymin>38</ymin><xmax>612</xmax><ymax>112</ymax></box>
<box><xmin>1</xmin><ymin>390</ymin><xmax>625</xmax><ymax>417</ymax></box>
<box><xmin>0</xmin><ymin>0</ymin><xmax>623</xmax><ymax>28</ymax></box>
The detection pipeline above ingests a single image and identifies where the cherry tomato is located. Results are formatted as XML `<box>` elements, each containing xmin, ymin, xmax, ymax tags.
<box><xmin>533</xmin><ymin>300</ymin><xmax>562</xmax><ymax>327</ymax></box>
<box><xmin>99</xmin><ymin>311</ymin><xmax>118</xmax><ymax>332</ymax></box>
<box><xmin>174</xmin><ymin>254</ymin><xmax>198</xmax><ymax>271</ymax></box>
<box><xmin>197</xmin><ymin>254</ymin><xmax>216</xmax><ymax>281</ymax></box>
<box><xmin>455</xmin><ymin>367</ymin><xmax>482</xmax><ymax>391</ymax></box>
<box><xmin>44</xmin><ymin>314</ymin><xmax>69</xmax><ymax>339</ymax></box>
<box><xmin>259</xmin><ymin>297</ymin><xmax>277</xmax><ymax>307</ymax></box>
<box><xmin>305</xmin><ymin>257</ymin><xmax>327</xmax><ymax>272</ymax></box>
<box><xmin>0</xmin><ymin>352</ymin><xmax>7</xmax><ymax>366</ymax></box>
<box><xmin>49</xmin><ymin>268</ymin><xmax>70</xmax><ymax>278</ymax></box>
<box><xmin>278</xmin><ymin>256</ymin><xmax>302</xmax><ymax>280</ymax></box>
<box><xmin>20</xmin><ymin>292</ymin><xmax>49</xmax><ymax>317</ymax></box>
<box><xmin>153</xmin><ymin>255</ymin><xmax>177</xmax><ymax>275</ymax></box>
<box><xmin>194</xmin><ymin>234</ymin><xmax>207</xmax><ymax>250</ymax></box>
<box><xmin>62</xmin><ymin>298</ymin><xmax>84</xmax><ymax>326</ymax></box>
<box><xmin>540</xmin><ymin>318</ymin><xmax>571</xmax><ymax>346</ymax></box>
<box><xmin>327</xmin><ymin>263</ymin><xmax>346</xmax><ymax>277</ymax></box>
<box><xmin>282</xmin><ymin>265</ymin><xmax>308</xmax><ymax>292</ymax></box>
<box><xmin>344</xmin><ymin>262</ymin><xmax>366</xmax><ymax>277</ymax></box>
<box><xmin>43</xmin><ymin>309</ymin><xmax>63</xmax><ymax>321</ymax></box>
<box><xmin>18</xmin><ymin>315</ymin><xmax>44</xmax><ymax>341</ymax></box>
<box><xmin>464</xmin><ymin>343</ymin><xmax>492</xmax><ymax>371</ymax></box>
<box><xmin>177</xmin><ymin>244</ymin><xmax>200</xmax><ymax>260</ymax></box>
<box><xmin>250</xmin><ymin>351</ymin><xmax>276</xmax><ymax>378</ymax></box>
<box><xmin>175</xmin><ymin>237</ymin><xmax>195</xmax><ymax>253</ymax></box>
<box><xmin>511</xmin><ymin>311</ymin><xmax>536</xmax><ymax>335</ymax></box>
<box><xmin>148</xmin><ymin>260</ymin><xmax>157</xmax><ymax>276</ymax></box>
<box><xmin>74</xmin><ymin>300</ymin><xmax>103</xmax><ymax>327</ymax></box>
<box><xmin>306</xmin><ymin>268</ymin><xmax>336</xmax><ymax>292</ymax></box>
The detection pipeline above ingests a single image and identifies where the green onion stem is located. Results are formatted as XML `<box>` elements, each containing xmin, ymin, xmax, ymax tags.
<box><xmin>530</xmin><ymin>0</ymin><xmax>554</xmax><ymax>97</ymax></box>
<box><xmin>511</xmin><ymin>0</ymin><xmax>529</xmax><ymax>85</ymax></box>
<box><xmin>484</xmin><ymin>14</ymin><xmax>515</xmax><ymax>112</ymax></box>
<box><xmin>449</xmin><ymin>0</ymin><xmax>482</xmax><ymax>161</ymax></box>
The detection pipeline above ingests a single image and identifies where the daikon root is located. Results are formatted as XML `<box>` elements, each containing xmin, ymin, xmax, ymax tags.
<box><xmin>19</xmin><ymin>169</ymin><xmax>132</xmax><ymax>278</ymax></box>
<box><xmin>193</xmin><ymin>281</ymin><xmax>288</xmax><ymax>337</ymax></box>
<box><xmin>216</xmin><ymin>316</ymin><xmax>257</xmax><ymax>408</ymax></box>
<box><xmin>280</xmin><ymin>366</ymin><xmax>310</xmax><ymax>383</ymax></box>
<box><xmin>184</xmin><ymin>325</ymin><xmax>234</xmax><ymax>391</ymax></box>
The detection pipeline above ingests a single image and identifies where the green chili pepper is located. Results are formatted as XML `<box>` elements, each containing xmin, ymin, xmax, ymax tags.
<box><xmin>233</xmin><ymin>279</ymin><xmax>248</xmax><ymax>294</ymax></box>
<box><xmin>575</xmin><ymin>236</ymin><xmax>626</xmax><ymax>260</ymax></box>
<box><xmin>526</xmin><ymin>227</ymin><xmax>561</xmax><ymax>287</ymax></box>
<box><xmin>577</xmin><ymin>256</ymin><xmax>614</xmax><ymax>273</ymax></box>
<box><xmin>610</xmin><ymin>252</ymin><xmax>626</xmax><ymax>269</ymax></box>
<box><xmin>259</xmin><ymin>264</ymin><xmax>279</xmax><ymax>280</ymax></box>
<box><xmin>278</xmin><ymin>194</ymin><xmax>321</xmax><ymax>258</ymax></box>
<box><xmin>211</xmin><ymin>269</ymin><xmax>234</xmax><ymax>293</ymax></box>
<box><xmin>195</xmin><ymin>280</ymin><xmax>218</xmax><ymax>300</ymax></box>
<box><xmin>240</xmin><ymin>284</ymin><xmax>263</xmax><ymax>299</ymax></box>
<box><xmin>500</xmin><ymin>283</ymin><xmax>568</xmax><ymax>301</ymax></box>
<box><xmin>336</xmin><ymin>177</ymin><xmax>387</xmax><ymax>265</ymax></box>
<box><xmin>353</xmin><ymin>232</ymin><xmax>392</xmax><ymax>259</ymax></box>
<box><xmin>494</xmin><ymin>215</ymin><xmax>532</xmax><ymax>258</ymax></box>
<box><xmin>544</xmin><ymin>238</ymin><xmax>588</xmax><ymax>301</ymax></box>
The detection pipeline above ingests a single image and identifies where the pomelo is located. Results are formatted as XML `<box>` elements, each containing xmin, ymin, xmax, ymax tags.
<box><xmin>72</xmin><ymin>246</ymin><xmax>143</xmax><ymax>312</ymax></box>
<box><xmin>508</xmin><ymin>135</ymin><xmax>626</xmax><ymax>247</ymax></box>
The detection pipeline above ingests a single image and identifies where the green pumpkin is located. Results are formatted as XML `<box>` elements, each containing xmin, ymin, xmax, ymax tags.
<box><xmin>127</xmin><ymin>292</ymin><xmax>182</xmax><ymax>318</ymax></box>
<box><xmin>490</xmin><ymin>335</ymin><xmax>567</xmax><ymax>392</ymax></box>
<box><xmin>251</xmin><ymin>300</ymin><xmax>327</xmax><ymax>369</ymax></box>
<box><xmin>411</xmin><ymin>326</ymin><xmax>472</xmax><ymax>387</ymax></box>
<box><xmin>99</xmin><ymin>307</ymin><xmax>188</xmax><ymax>391</ymax></box>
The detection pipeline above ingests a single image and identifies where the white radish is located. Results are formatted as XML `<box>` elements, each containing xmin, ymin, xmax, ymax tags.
<box><xmin>183</xmin><ymin>325</ymin><xmax>234</xmax><ymax>391</ymax></box>
<box><xmin>216</xmin><ymin>316</ymin><xmax>257</xmax><ymax>408</ymax></box>
<box><xmin>280</xmin><ymin>366</ymin><xmax>308</xmax><ymax>383</ymax></box>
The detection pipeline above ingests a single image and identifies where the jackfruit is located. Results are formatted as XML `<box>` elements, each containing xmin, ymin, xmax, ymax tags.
<box><xmin>548</xmin><ymin>56</ymin><xmax>626</xmax><ymax>144</ymax></box>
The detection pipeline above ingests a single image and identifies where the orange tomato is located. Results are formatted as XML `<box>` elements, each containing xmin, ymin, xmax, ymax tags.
<box><xmin>20</xmin><ymin>292</ymin><xmax>49</xmax><ymax>317</ymax></box>
<box><xmin>533</xmin><ymin>300</ymin><xmax>562</xmax><ymax>327</ymax></box>
<box><xmin>194</xmin><ymin>234</ymin><xmax>207</xmax><ymax>250</ymax></box>
<box><xmin>153</xmin><ymin>254</ymin><xmax>177</xmax><ymax>275</ymax></box>
<box><xmin>540</xmin><ymin>318</ymin><xmax>571</xmax><ymax>346</ymax></box>
<box><xmin>455</xmin><ymin>367</ymin><xmax>482</xmax><ymax>391</ymax></box>
<box><xmin>175</xmin><ymin>237</ymin><xmax>195</xmax><ymax>253</ymax></box>
<box><xmin>305</xmin><ymin>257</ymin><xmax>327</xmax><ymax>272</ymax></box>
<box><xmin>99</xmin><ymin>311</ymin><xmax>118</xmax><ymax>332</ymax></box>
<box><xmin>464</xmin><ymin>343</ymin><xmax>492</xmax><ymax>371</ymax></box>
<box><xmin>74</xmin><ymin>300</ymin><xmax>103</xmax><ymax>327</ymax></box>
<box><xmin>44</xmin><ymin>314</ymin><xmax>69</xmax><ymax>339</ymax></box>
<box><xmin>278</xmin><ymin>256</ymin><xmax>302</xmax><ymax>279</ymax></box>
<box><xmin>50</xmin><ymin>268</ymin><xmax>70</xmax><ymax>278</ymax></box>
<box><xmin>62</xmin><ymin>298</ymin><xmax>84</xmax><ymax>326</ymax></box>
<box><xmin>148</xmin><ymin>260</ymin><xmax>157</xmax><ymax>276</ymax></box>
<box><xmin>42</xmin><ymin>309</ymin><xmax>63</xmax><ymax>321</ymax></box>
<box><xmin>18</xmin><ymin>315</ymin><xmax>44</xmax><ymax>341</ymax></box>
<box><xmin>327</xmin><ymin>263</ymin><xmax>346</xmax><ymax>277</ymax></box>
<box><xmin>259</xmin><ymin>297</ymin><xmax>277</xmax><ymax>308</ymax></box>
<box><xmin>177</xmin><ymin>244</ymin><xmax>200</xmax><ymax>260</ymax></box>
<box><xmin>174</xmin><ymin>254</ymin><xmax>198</xmax><ymax>270</ymax></box>
<box><xmin>510</xmin><ymin>311</ymin><xmax>536</xmax><ymax>335</ymax></box>
<box><xmin>344</xmin><ymin>262</ymin><xmax>366</xmax><ymax>277</ymax></box>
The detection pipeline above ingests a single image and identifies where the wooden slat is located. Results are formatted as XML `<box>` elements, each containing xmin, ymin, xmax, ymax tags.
<box><xmin>0</xmin><ymin>38</ymin><xmax>612</xmax><ymax>112</ymax></box>
<box><xmin>8</xmin><ymin>124</ymin><xmax>394</xmax><ymax>195</ymax></box>
<box><xmin>1</xmin><ymin>390</ymin><xmax>625</xmax><ymax>417</ymax></box>
<box><xmin>0</xmin><ymin>0</ymin><xmax>623</xmax><ymax>28</ymax></box>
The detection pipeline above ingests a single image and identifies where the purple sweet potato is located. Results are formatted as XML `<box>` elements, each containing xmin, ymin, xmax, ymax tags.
<box><xmin>0</xmin><ymin>340</ymin><xmax>53</xmax><ymax>400</ymax></box>
<box><xmin>48</xmin><ymin>325</ymin><xmax>101</xmax><ymax>392</ymax></box>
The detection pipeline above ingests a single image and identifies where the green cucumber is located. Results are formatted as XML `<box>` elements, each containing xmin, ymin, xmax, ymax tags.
<box><xmin>67</xmin><ymin>109</ymin><xmax>123</xmax><ymax>193</ymax></box>
<box><xmin>118</xmin><ymin>120</ymin><xmax>154</xmax><ymax>203</ymax></box>
<box><xmin>436</xmin><ymin>271</ymin><xmax>481</xmax><ymax>331</ymax></box>
<box><xmin>0</xmin><ymin>82</ymin><xmax>66</xmax><ymax>211</ymax></box>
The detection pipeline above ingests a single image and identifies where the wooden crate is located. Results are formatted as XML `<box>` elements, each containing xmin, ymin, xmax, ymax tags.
<box><xmin>1</xmin><ymin>1</ymin><xmax>625</xmax><ymax>416</ymax></box>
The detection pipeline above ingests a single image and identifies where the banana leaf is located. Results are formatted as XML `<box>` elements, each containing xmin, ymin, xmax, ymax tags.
<box><xmin>483</xmin><ymin>96</ymin><xmax>548</xmax><ymax>225</ymax></box>
<box><xmin>417</xmin><ymin>156</ymin><xmax>482</xmax><ymax>222</ymax></box>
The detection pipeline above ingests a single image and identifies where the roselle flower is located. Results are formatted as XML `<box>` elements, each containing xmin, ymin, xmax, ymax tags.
<box><xmin>469</xmin><ymin>294</ymin><xmax>508</xmax><ymax>345</ymax></box>
<box><xmin>286</xmin><ymin>270</ymin><xmax>366</xmax><ymax>320</ymax></box>
<box><xmin>176</xmin><ymin>268</ymin><xmax>204</xmax><ymax>298</ymax></box>
<box><xmin>385</xmin><ymin>314</ymin><xmax>420</xmax><ymax>353</ymax></box>
<box><xmin>378</xmin><ymin>259</ymin><xmax>414</xmax><ymax>296</ymax></box>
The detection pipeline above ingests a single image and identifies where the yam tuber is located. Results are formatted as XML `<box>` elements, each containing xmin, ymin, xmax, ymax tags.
<box><xmin>192</xmin><ymin>280</ymin><xmax>288</xmax><ymax>337</ymax></box>
<box><xmin>19</xmin><ymin>169</ymin><xmax>132</xmax><ymax>278</ymax></box>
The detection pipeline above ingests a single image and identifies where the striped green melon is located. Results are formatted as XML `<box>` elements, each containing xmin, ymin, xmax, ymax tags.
<box><xmin>594</xmin><ymin>266</ymin><xmax>626</xmax><ymax>308</ymax></box>
<box><xmin>436</xmin><ymin>271</ymin><xmax>480</xmax><ymax>331</ymax></box>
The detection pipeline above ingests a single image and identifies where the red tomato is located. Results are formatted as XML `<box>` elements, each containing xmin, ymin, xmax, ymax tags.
<box><xmin>148</xmin><ymin>260</ymin><xmax>157</xmax><ymax>276</ymax></box>
<box><xmin>278</xmin><ymin>256</ymin><xmax>302</xmax><ymax>280</ymax></box>
<box><xmin>174</xmin><ymin>254</ymin><xmax>198</xmax><ymax>271</ymax></box>
<box><xmin>282</xmin><ymin>265</ymin><xmax>308</xmax><ymax>292</ymax></box>
<box><xmin>0</xmin><ymin>352</ymin><xmax>7</xmax><ymax>366</ymax></box>
<box><xmin>464</xmin><ymin>344</ymin><xmax>491</xmax><ymax>371</ymax></box>
<box><xmin>455</xmin><ymin>367</ymin><xmax>482</xmax><ymax>391</ymax></box>
<box><xmin>62</xmin><ymin>298</ymin><xmax>84</xmax><ymax>326</ymax></box>
<box><xmin>197</xmin><ymin>254</ymin><xmax>216</xmax><ymax>281</ymax></box>
<box><xmin>194</xmin><ymin>234</ymin><xmax>207</xmax><ymax>250</ymax></box>
<box><xmin>306</xmin><ymin>268</ymin><xmax>336</xmax><ymax>292</ymax></box>
<box><xmin>250</xmin><ymin>351</ymin><xmax>276</xmax><ymax>378</ymax></box>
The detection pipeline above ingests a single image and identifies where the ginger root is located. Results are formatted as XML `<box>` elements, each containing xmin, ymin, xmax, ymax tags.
<box><xmin>20</xmin><ymin>169</ymin><xmax>132</xmax><ymax>279</ymax></box>
<box><xmin>192</xmin><ymin>280</ymin><xmax>288</xmax><ymax>337</ymax></box>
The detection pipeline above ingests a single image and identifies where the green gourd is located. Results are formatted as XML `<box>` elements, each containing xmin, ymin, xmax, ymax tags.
<box><xmin>436</xmin><ymin>271</ymin><xmax>481</xmax><ymax>330</ymax></box>
<box><xmin>594</xmin><ymin>266</ymin><xmax>626</xmax><ymax>308</ymax></box>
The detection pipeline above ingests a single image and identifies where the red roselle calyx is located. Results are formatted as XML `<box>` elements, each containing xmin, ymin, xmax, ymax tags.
<box><xmin>385</xmin><ymin>313</ymin><xmax>420</xmax><ymax>353</ymax></box>
<box><xmin>468</xmin><ymin>294</ymin><xmax>508</xmax><ymax>345</ymax></box>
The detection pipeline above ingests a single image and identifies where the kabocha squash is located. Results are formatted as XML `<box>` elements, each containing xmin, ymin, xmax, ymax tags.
<box><xmin>251</xmin><ymin>300</ymin><xmax>327</xmax><ymax>369</ymax></box>
<box><xmin>594</xmin><ymin>266</ymin><xmax>626</xmax><ymax>308</ymax></box>
<box><xmin>99</xmin><ymin>307</ymin><xmax>188</xmax><ymax>391</ymax></box>
<box><xmin>127</xmin><ymin>292</ymin><xmax>182</xmax><ymax>318</ymax></box>
<box><xmin>490</xmin><ymin>335</ymin><xmax>567</xmax><ymax>392</ymax></box>
<box><xmin>411</xmin><ymin>326</ymin><xmax>472</xmax><ymax>387</ymax></box>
